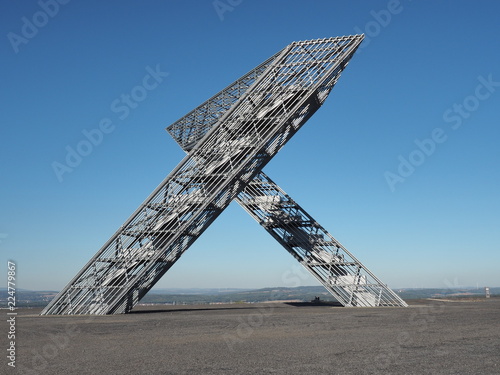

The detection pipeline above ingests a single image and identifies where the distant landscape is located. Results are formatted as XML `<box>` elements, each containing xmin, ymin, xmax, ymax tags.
<box><xmin>1</xmin><ymin>286</ymin><xmax>498</xmax><ymax>308</ymax></box>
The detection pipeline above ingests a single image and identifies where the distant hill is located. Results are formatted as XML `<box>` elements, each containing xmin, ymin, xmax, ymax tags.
<box><xmin>1</xmin><ymin>286</ymin><xmax>498</xmax><ymax>308</ymax></box>
<box><xmin>0</xmin><ymin>289</ymin><xmax>58</xmax><ymax>307</ymax></box>
<box><xmin>396</xmin><ymin>287</ymin><xmax>500</xmax><ymax>300</ymax></box>
<box><xmin>141</xmin><ymin>286</ymin><xmax>337</xmax><ymax>305</ymax></box>
<box><xmin>147</xmin><ymin>288</ymin><xmax>253</xmax><ymax>295</ymax></box>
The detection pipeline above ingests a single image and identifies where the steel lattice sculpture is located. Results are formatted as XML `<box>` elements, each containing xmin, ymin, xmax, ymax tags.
<box><xmin>42</xmin><ymin>35</ymin><xmax>407</xmax><ymax>315</ymax></box>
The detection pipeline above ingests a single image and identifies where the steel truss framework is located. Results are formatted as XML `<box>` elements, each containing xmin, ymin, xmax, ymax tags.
<box><xmin>42</xmin><ymin>35</ymin><xmax>407</xmax><ymax>315</ymax></box>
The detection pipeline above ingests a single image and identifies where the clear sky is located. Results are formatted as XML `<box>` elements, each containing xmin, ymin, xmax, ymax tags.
<box><xmin>1</xmin><ymin>0</ymin><xmax>499</xmax><ymax>292</ymax></box>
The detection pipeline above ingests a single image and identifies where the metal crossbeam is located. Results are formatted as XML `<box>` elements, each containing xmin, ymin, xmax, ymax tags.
<box><xmin>237</xmin><ymin>173</ymin><xmax>407</xmax><ymax>307</ymax></box>
<box><xmin>169</xmin><ymin>151</ymin><xmax>406</xmax><ymax>306</ymax></box>
<box><xmin>42</xmin><ymin>35</ymin><xmax>406</xmax><ymax>315</ymax></box>
<box><xmin>166</xmin><ymin>42</ymin><xmax>407</xmax><ymax>307</ymax></box>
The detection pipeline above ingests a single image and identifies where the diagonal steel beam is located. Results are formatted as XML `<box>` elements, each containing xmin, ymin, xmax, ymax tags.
<box><xmin>42</xmin><ymin>36</ymin><xmax>367</xmax><ymax>315</ymax></box>
<box><xmin>166</xmin><ymin>44</ymin><xmax>407</xmax><ymax>307</ymax></box>
<box><xmin>237</xmin><ymin>172</ymin><xmax>407</xmax><ymax>307</ymax></box>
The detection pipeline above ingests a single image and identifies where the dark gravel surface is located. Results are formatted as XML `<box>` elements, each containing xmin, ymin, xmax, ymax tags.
<box><xmin>8</xmin><ymin>299</ymin><xmax>500</xmax><ymax>374</ymax></box>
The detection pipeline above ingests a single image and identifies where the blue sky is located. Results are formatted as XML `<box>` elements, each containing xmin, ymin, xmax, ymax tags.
<box><xmin>1</xmin><ymin>0</ymin><xmax>499</xmax><ymax>291</ymax></box>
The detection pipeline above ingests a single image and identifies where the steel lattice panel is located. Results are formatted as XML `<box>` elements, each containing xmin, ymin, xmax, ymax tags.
<box><xmin>42</xmin><ymin>35</ymin><xmax>405</xmax><ymax>315</ymax></box>
<box><xmin>237</xmin><ymin>172</ymin><xmax>407</xmax><ymax>307</ymax></box>
<box><xmin>165</xmin><ymin>39</ymin><xmax>406</xmax><ymax>308</ymax></box>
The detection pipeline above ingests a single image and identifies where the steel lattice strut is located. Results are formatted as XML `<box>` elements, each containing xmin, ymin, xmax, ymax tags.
<box><xmin>42</xmin><ymin>35</ymin><xmax>406</xmax><ymax>315</ymax></box>
<box><xmin>170</xmin><ymin>123</ymin><xmax>406</xmax><ymax>306</ymax></box>
<box><xmin>237</xmin><ymin>173</ymin><xmax>407</xmax><ymax>307</ymax></box>
<box><xmin>166</xmin><ymin>47</ymin><xmax>407</xmax><ymax>307</ymax></box>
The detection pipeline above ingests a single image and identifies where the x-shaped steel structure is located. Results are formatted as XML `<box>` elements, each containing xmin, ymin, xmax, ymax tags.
<box><xmin>42</xmin><ymin>35</ymin><xmax>407</xmax><ymax>315</ymax></box>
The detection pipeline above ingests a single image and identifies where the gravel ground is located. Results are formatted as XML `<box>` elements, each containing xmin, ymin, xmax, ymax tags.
<box><xmin>7</xmin><ymin>299</ymin><xmax>500</xmax><ymax>374</ymax></box>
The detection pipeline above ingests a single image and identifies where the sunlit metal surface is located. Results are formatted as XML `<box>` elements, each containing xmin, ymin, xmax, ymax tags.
<box><xmin>42</xmin><ymin>35</ymin><xmax>406</xmax><ymax>315</ymax></box>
